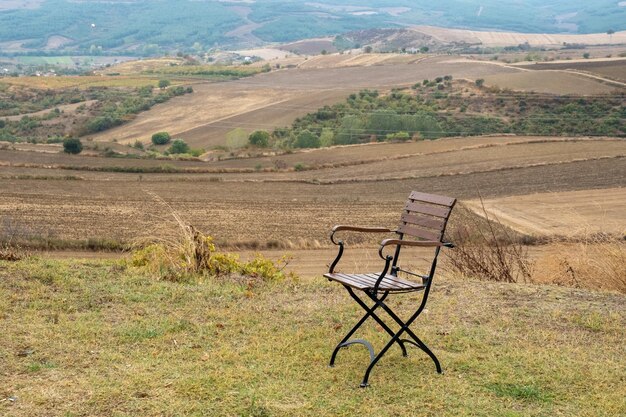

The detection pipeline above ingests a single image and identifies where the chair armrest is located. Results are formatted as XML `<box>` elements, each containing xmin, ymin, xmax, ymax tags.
<box><xmin>330</xmin><ymin>225</ymin><xmax>393</xmax><ymax>245</ymax></box>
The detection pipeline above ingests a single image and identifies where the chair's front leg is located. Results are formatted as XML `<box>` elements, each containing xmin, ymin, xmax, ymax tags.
<box><xmin>329</xmin><ymin>287</ymin><xmax>391</xmax><ymax>366</ymax></box>
<box><xmin>349</xmin><ymin>289</ymin><xmax>408</xmax><ymax>357</ymax></box>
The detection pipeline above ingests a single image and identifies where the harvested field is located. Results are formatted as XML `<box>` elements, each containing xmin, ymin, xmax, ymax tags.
<box><xmin>465</xmin><ymin>188</ymin><xmax>626</xmax><ymax>237</ymax></box>
<box><xmin>413</xmin><ymin>25</ymin><xmax>626</xmax><ymax>47</ymax></box>
<box><xmin>0</xmin><ymin>75</ymin><xmax>163</xmax><ymax>90</ymax></box>
<box><xmin>87</xmin><ymin>56</ymin><xmax>523</xmax><ymax>147</ymax></box>
<box><xmin>1</xmin><ymin>145</ymin><xmax>624</xmax><ymax>246</ymax></box>
<box><xmin>515</xmin><ymin>58</ymin><xmax>626</xmax><ymax>82</ymax></box>
<box><xmin>483</xmin><ymin>71</ymin><xmax>621</xmax><ymax>94</ymax></box>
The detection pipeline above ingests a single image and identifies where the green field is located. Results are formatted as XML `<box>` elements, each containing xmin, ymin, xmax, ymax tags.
<box><xmin>16</xmin><ymin>56</ymin><xmax>75</xmax><ymax>65</ymax></box>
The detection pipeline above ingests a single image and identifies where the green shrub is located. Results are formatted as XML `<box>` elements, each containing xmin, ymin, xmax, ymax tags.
<box><xmin>294</xmin><ymin>129</ymin><xmax>320</xmax><ymax>148</ymax></box>
<box><xmin>385</xmin><ymin>131</ymin><xmax>411</xmax><ymax>142</ymax></box>
<box><xmin>168</xmin><ymin>139</ymin><xmax>190</xmax><ymax>154</ymax></box>
<box><xmin>62</xmin><ymin>137</ymin><xmax>83</xmax><ymax>154</ymax></box>
<box><xmin>248</xmin><ymin>130</ymin><xmax>270</xmax><ymax>147</ymax></box>
<box><xmin>151</xmin><ymin>132</ymin><xmax>171</xmax><ymax>145</ymax></box>
<box><xmin>158</xmin><ymin>79</ymin><xmax>171</xmax><ymax>89</ymax></box>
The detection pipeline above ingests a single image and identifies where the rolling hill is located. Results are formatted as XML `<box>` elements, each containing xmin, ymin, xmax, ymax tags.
<box><xmin>1</xmin><ymin>0</ymin><xmax>625</xmax><ymax>54</ymax></box>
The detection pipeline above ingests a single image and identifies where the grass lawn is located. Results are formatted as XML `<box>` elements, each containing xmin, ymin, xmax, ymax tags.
<box><xmin>0</xmin><ymin>257</ymin><xmax>624</xmax><ymax>416</ymax></box>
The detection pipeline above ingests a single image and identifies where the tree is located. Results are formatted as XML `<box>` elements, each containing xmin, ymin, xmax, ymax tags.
<box><xmin>168</xmin><ymin>139</ymin><xmax>190</xmax><ymax>154</ymax></box>
<box><xmin>294</xmin><ymin>130</ymin><xmax>320</xmax><ymax>148</ymax></box>
<box><xmin>319</xmin><ymin>128</ymin><xmax>334</xmax><ymax>147</ymax></box>
<box><xmin>607</xmin><ymin>29</ymin><xmax>615</xmax><ymax>39</ymax></box>
<box><xmin>151</xmin><ymin>131</ymin><xmax>171</xmax><ymax>145</ymax></box>
<box><xmin>248</xmin><ymin>130</ymin><xmax>270</xmax><ymax>147</ymax></box>
<box><xmin>158</xmin><ymin>79</ymin><xmax>171</xmax><ymax>89</ymax></box>
<box><xmin>420</xmin><ymin>46</ymin><xmax>429</xmax><ymax>53</ymax></box>
<box><xmin>63</xmin><ymin>137</ymin><xmax>83</xmax><ymax>154</ymax></box>
<box><xmin>475</xmin><ymin>78</ymin><xmax>485</xmax><ymax>87</ymax></box>
<box><xmin>225</xmin><ymin>128</ymin><xmax>248</xmax><ymax>150</ymax></box>
<box><xmin>583</xmin><ymin>52</ymin><xmax>590</xmax><ymax>59</ymax></box>
<box><xmin>363</xmin><ymin>46</ymin><xmax>373</xmax><ymax>53</ymax></box>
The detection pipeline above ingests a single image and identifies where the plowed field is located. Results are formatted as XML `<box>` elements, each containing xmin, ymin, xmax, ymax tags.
<box><xmin>1</xmin><ymin>136</ymin><xmax>624</xmax><ymax>247</ymax></box>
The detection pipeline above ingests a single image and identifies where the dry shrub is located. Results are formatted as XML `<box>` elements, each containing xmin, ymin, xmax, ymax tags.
<box><xmin>0</xmin><ymin>243</ymin><xmax>28</xmax><ymax>261</ymax></box>
<box><xmin>536</xmin><ymin>235</ymin><xmax>626</xmax><ymax>293</ymax></box>
<box><xmin>131</xmin><ymin>192</ymin><xmax>293</xmax><ymax>282</ymax></box>
<box><xmin>445</xmin><ymin>202</ymin><xmax>534</xmax><ymax>283</ymax></box>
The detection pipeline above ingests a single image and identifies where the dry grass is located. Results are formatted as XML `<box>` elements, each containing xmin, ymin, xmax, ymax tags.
<box><xmin>0</xmin><ymin>76</ymin><xmax>164</xmax><ymax>90</ymax></box>
<box><xmin>535</xmin><ymin>237</ymin><xmax>626</xmax><ymax>293</ymax></box>
<box><xmin>0</xmin><ymin>257</ymin><xmax>624</xmax><ymax>416</ymax></box>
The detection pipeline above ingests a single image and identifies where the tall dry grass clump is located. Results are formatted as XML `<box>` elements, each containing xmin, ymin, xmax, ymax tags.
<box><xmin>445</xmin><ymin>201</ymin><xmax>534</xmax><ymax>283</ymax></box>
<box><xmin>131</xmin><ymin>192</ymin><xmax>293</xmax><ymax>282</ymax></box>
<box><xmin>535</xmin><ymin>234</ymin><xmax>626</xmax><ymax>293</ymax></box>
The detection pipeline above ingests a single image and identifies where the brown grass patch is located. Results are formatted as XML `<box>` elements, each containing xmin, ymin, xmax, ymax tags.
<box><xmin>535</xmin><ymin>237</ymin><xmax>626</xmax><ymax>293</ymax></box>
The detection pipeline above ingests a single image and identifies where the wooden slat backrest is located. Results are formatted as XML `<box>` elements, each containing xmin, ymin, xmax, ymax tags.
<box><xmin>397</xmin><ymin>191</ymin><xmax>456</xmax><ymax>242</ymax></box>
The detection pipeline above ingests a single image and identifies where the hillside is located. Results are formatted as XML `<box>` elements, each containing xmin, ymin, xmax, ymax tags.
<box><xmin>1</xmin><ymin>1</ymin><xmax>625</xmax><ymax>55</ymax></box>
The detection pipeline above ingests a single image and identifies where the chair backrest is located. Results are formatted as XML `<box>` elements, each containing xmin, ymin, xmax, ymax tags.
<box><xmin>396</xmin><ymin>191</ymin><xmax>457</xmax><ymax>242</ymax></box>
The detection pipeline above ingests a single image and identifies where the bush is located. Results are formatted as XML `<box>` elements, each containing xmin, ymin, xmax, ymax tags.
<box><xmin>130</xmin><ymin>223</ymin><xmax>291</xmax><ymax>282</ymax></box>
<box><xmin>445</xmin><ymin>202</ymin><xmax>534</xmax><ymax>283</ymax></box>
<box><xmin>248</xmin><ymin>130</ymin><xmax>270</xmax><ymax>147</ymax></box>
<box><xmin>294</xmin><ymin>130</ymin><xmax>320</xmax><ymax>148</ymax></box>
<box><xmin>158</xmin><ymin>79</ymin><xmax>171</xmax><ymax>89</ymax></box>
<box><xmin>385</xmin><ymin>131</ymin><xmax>411</xmax><ymax>142</ymax></box>
<box><xmin>62</xmin><ymin>137</ymin><xmax>83</xmax><ymax>154</ymax></box>
<box><xmin>151</xmin><ymin>132</ymin><xmax>171</xmax><ymax>145</ymax></box>
<box><xmin>168</xmin><ymin>139</ymin><xmax>190</xmax><ymax>154</ymax></box>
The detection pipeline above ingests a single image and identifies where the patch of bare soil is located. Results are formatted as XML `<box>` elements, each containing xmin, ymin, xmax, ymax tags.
<box><xmin>278</xmin><ymin>38</ymin><xmax>337</xmax><ymax>55</ymax></box>
<box><xmin>465</xmin><ymin>188</ymin><xmax>626</xmax><ymax>237</ymax></box>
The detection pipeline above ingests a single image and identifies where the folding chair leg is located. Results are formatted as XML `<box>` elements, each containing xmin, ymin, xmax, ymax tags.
<box><xmin>330</xmin><ymin>287</ymin><xmax>407</xmax><ymax>367</ymax></box>
<box><xmin>371</xmin><ymin>293</ymin><xmax>443</xmax><ymax>374</ymax></box>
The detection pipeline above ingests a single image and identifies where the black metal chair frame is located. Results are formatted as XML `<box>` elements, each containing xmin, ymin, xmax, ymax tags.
<box><xmin>324</xmin><ymin>191</ymin><xmax>456</xmax><ymax>387</ymax></box>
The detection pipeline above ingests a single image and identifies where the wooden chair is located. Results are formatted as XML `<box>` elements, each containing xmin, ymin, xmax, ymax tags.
<box><xmin>324</xmin><ymin>191</ymin><xmax>456</xmax><ymax>387</ymax></box>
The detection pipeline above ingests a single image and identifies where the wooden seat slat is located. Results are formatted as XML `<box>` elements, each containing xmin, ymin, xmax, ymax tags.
<box><xmin>324</xmin><ymin>272</ymin><xmax>425</xmax><ymax>292</ymax></box>
<box><xmin>363</xmin><ymin>273</ymin><xmax>417</xmax><ymax>289</ymax></box>
<box><xmin>362</xmin><ymin>273</ymin><xmax>408</xmax><ymax>289</ymax></box>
